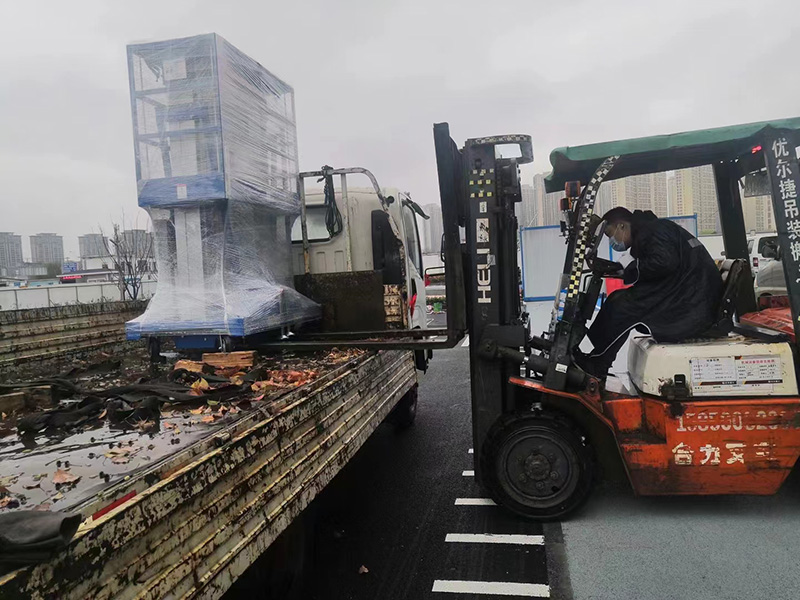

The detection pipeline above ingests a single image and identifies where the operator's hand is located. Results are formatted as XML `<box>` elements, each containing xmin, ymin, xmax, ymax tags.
<box><xmin>607</xmin><ymin>263</ymin><xmax>625</xmax><ymax>278</ymax></box>
<box><xmin>587</xmin><ymin>255</ymin><xmax>624</xmax><ymax>277</ymax></box>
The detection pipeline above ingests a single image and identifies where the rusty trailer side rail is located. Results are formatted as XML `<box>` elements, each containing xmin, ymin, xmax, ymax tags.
<box><xmin>0</xmin><ymin>349</ymin><xmax>416</xmax><ymax>600</ymax></box>
<box><xmin>0</xmin><ymin>300</ymin><xmax>146</xmax><ymax>365</ymax></box>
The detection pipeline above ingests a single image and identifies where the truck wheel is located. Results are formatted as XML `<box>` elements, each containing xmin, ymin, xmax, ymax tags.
<box><xmin>220</xmin><ymin>335</ymin><xmax>234</xmax><ymax>352</ymax></box>
<box><xmin>480</xmin><ymin>411</ymin><xmax>595</xmax><ymax>520</ymax></box>
<box><xmin>387</xmin><ymin>385</ymin><xmax>418</xmax><ymax>430</ymax></box>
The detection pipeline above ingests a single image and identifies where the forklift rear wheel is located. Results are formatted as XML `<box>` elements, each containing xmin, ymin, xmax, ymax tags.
<box><xmin>481</xmin><ymin>411</ymin><xmax>595</xmax><ymax>520</ymax></box>
<box><xmin>387</xmin><ymin>385</ymin><xmax>418</xmax><ymax>430</ymax></box>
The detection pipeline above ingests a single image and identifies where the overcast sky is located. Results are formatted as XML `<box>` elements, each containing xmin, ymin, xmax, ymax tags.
<box><xmin>2</xmin><ymin>0</ymin><xmax>799</xmax><ymax>258</ymax></box>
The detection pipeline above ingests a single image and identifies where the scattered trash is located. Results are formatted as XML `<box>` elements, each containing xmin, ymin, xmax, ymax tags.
<box><xmin>173</xmin><ymin>360</ymin><xmax>205</xmax><ymax>373</ymax></box>
<box><xmin>0</xmin><ymin>495</ymin><xmax>20</xmax><ymax>510</ymax></box>
<box><xmin>0</xmin><ymin>475</ymin><xmax>20</xmax><ymax>488</ymax></box>
<box><xmin>189</xmin><ymin>379</ymin><xmax>210</xmax><ymax>396</ymax></box>
<box><xmin>52</xmin><ymin>470</ymin><xmax>80</xmax><ymax>485</ymax></box>
<box><xmin>358</xmin><ymin>565</ymin><xmax>369</xmax><ymax>575</ymax></box>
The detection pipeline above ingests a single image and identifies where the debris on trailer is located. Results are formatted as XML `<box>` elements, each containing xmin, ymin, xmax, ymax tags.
<box><xmin>201</xmin><ymin>351</ymin><xmax>256</xmax><ymax>370</ymax></box>
<box><xmin>0</xmin><ymin>345</ymin><xmax>368</xmax><ymax>514</ymax></box>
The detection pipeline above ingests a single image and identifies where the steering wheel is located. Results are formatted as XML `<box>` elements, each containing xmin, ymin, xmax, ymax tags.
<box><xmin>584</xmin><ymin>217</ymin><xmax>624</xmax><ymax>277</ymax></box>
<box><xmin>587</xmin><ymin>254</ymin><xmax>625</xmax><ymax>277</ymax></box>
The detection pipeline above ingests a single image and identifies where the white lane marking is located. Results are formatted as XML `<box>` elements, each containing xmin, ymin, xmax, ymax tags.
<box><xmin>432</xmin><ymin>580</ymin><xmax>550</xmax><ymax>597</ymax></box>
<box><xmin>461</xmin><ymin>335</ymin><xmax>470</xmax><ymax>347</ymax></box>
<box><xmin>445</xmin><ymin>533</ymin><xmax>544</xmax><ymax>546</ymax></box>
<box><xmin>427</xmin><ymin>318</ymin><xmax>434</xmax><ymax>326</ymax></box>
<box><xmin>468</xmin><ymin>448</ymin><xmax>474</xmax><ymax>454</ymax></box>
<box><xmin>455</xmin><ymin>498</ymin><xmax>496</xmax><ymax>506</ymax></box>
<box><xmin>462</xmin><ymin>470</ymin><xmax>474</xmax><ymax>477</ymax></box>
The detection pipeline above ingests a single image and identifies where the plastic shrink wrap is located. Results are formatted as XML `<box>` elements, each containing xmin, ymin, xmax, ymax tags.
<box><xmin>124</xmin><ymin>33</ymin><xmax>319</xmax><ymax>339</ymax></box>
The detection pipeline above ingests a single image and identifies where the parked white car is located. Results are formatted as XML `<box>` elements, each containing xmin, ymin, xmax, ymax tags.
<box><xmin>748</xmin><ymin>233</ymin><xmax>779</xmax><ymax>274</ymax></box>
<box><xmin>754</xmin><ymin>240</ymin><xmax>785</xmax><ymax>298</ymax></box>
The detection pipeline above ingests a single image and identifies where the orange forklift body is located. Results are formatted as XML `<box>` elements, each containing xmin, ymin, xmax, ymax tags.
<box><xmin>510</xmin><ymin>375</ymin><xmax>800</xmax><ymax>496</ymax></box>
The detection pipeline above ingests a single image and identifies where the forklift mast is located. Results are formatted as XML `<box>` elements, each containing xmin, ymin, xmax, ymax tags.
<box><xmin>433</xmin><ymin>123</ymin><xmax>533</xmax><ymax>479</ymax></box>
<box><xmin>543</xmin><ymin>157</ymin><xmax>619</xmax><ymax>390</ymax></box>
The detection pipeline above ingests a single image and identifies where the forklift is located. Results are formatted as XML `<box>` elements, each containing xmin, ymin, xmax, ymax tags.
<box><xmin>433</xmin><ymin>117</ymin><xmax>800</xmax><ymax>519</ymax></box>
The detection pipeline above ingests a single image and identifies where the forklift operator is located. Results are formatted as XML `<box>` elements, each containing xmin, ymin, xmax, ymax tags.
<box><xmin>575</xmin><ymin>206</ymin><xmax>722</xmax><ymax>379</ymax></box>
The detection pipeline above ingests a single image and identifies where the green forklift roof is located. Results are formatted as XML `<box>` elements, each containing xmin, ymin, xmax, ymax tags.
<box><xmin>544</xmin><ymin>117</ymin><xmax>800</xmax><ymax>193</ymax></box>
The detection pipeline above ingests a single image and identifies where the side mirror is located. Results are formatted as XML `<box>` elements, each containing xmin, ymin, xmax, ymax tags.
<box><xmin>720</xmin><ymin>250</ymin><xmax>726</xmax><ymax>257</ymax></box>
<box><xmin>440</xmin><ymin>233</ymin><xmax>446</xmax><ymax>263</ymax></box>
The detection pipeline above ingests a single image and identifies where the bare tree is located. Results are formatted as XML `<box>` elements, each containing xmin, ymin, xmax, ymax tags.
<box><xmin>100</xmin><ymin>216</ymin><xmax>157</xmax><ymax>301</ymax></box>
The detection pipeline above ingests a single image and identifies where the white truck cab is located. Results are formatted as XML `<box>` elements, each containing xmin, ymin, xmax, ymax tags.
<box><xmin>291</xmin><ymin>176</ymin><xmax>428</xmax><ymax>332</ymax></box>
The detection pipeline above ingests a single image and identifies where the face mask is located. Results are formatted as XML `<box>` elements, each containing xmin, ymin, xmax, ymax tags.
<box><xmin>609</xmin><ymin>225</ymin><xmax>628</xmax><ymax>252</ymax></box>
<box><xmin>610</xmin><ymin>238</ymin><xmax>628</xmax><ymax>252</ymax></box>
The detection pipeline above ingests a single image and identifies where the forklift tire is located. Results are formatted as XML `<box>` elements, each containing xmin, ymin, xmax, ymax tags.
<box><xmin>480</xmin><ymin>411</ymin><xmax>595</xmax><ymax>520</ymax></box>
<box><xmin>387</xmin><ymin>385</ymin><xmax>418</xmax><ymax>430</ymax></box>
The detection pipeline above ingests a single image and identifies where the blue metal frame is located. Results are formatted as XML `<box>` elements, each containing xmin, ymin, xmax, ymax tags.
<box><xmin>520</xmin><ymin>224</ymin><xmax>561</xmax><ymax>302</ymax></box>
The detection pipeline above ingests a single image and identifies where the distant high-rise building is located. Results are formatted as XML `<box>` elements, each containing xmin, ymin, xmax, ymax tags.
<box><xmin>30</xmin><ymin>233</ymin><xmax>64</xmax><ymax>266</ymax></box>
<box><xmin>420</xmin><ymin>204</ymin><xmax>443</xmax><ymax>254</ymax></box>
<box><xmin>675</xmin><ymin>165</ymin><xmax>719</xmax><ymax>233</ymax></box>
<box><xmin>0</xmin><ymin>232</ymin><xmax>23</xmax><ymax>269</ymax></box>
<box><xmin>608</xmin><ymin>172</ymin><xmax>668</xmax><ymax>216</ymax></box>
<box><xmin>595</xmin><ymin>181</ymin><xmax>615</xmax><ymax>218</ymax></box>
<box><xmin>667</xmin><ymin>174</ymin><xmax>679</xmax><ymax>216</ymax></box>
<box><xmin>516</xmin><ymin>184</ymin><xmax>537</xmax><ymax>228</ymax></box>
<box><xmin>532</xmin><ymin>173</ymin><xmax>562</xmax><ymax>227</ymax></box>
<box><xmin>79</xmin><ymin>233</ymin><xmax>109</xmax><ymax>258</ymax></box>
<box><xmin>743</xmin><ymin>195</ymin><xmax>776</xmax><ymax>233</ymax></box>
<box><xmin>120</xmin><ymin>230</ymin><xmax>154</xmax><ymax>257</ymax></box>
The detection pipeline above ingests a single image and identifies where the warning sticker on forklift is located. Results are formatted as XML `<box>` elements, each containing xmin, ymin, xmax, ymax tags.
<box><xmin>690</xmin><ymin>356</ymin><xmax>782</xmax><ymax>394</ymax></box>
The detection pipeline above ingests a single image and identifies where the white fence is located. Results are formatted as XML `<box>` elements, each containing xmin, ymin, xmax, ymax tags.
<box><xmin>0</xmin><ymin>281</ymin><xmax>156</xmax><ymax>311</ymax></box>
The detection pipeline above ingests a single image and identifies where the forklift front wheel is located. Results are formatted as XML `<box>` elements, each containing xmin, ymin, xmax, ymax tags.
<box><xmin>481</xmin><ymin>411</ymin><xmax>595</xmax><ymax>520</ymax></box>
<box><xmin>387</xmin><ymin>385</ymin><xmax>418</xmax><ymax>430</ymax></box>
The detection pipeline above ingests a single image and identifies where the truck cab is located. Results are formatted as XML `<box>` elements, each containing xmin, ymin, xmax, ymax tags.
<box><xmin>290</xmin><ymin>172</ymin><xmax>428</xmax><ymax>332</ymax></box>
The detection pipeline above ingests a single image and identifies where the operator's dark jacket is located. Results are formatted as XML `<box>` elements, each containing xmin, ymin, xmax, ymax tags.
<box><xmin>588</xmin><ymin>210</ymin><xmax>722</xmax><ymax>357</ymax></box>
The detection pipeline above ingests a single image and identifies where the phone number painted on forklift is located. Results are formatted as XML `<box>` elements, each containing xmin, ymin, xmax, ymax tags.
<box><xmin>675</xmin><ymin>407</ymin><xmax>800</xmax><ymax>433</ymax></box>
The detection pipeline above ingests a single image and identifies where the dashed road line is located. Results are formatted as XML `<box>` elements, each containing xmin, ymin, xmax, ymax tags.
<box><xmin>454</xmin><ymin>497</ymin><xmax>496</xmax><ymax>506</ymax></box>
<box><xmin>468</xmin><ymin>448</ymin><xmax>474</xmax><ymax>454</ymax></box>
<box><xmin>462</xmin><ymin>470</ymin><xmax>474</xmax><ymax>477</ymax></box>
<box><xmin>432</xmin><ymin>579</ymin><xmax>550</xmax><ymax>597</ymax></box>
<box><xmin>445</xmin><ymin>533</ymin><xmax>545</xmax><ymax>546</ymax></box>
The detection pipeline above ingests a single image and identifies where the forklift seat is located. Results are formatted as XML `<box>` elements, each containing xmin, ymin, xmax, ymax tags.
<box><xmin>702</xmin><ymin>258</ymin><xmax>746</xmax><ymax>336</ymax></box>
<box><xmin>705</xmin><ymin>258</ymin><xmax>788</xmax><ymax>342</ymax></box>
<box><xmin>627</xmin><ymin>260</ymin><xmax>797</xmax><ymax>398</ymax></box>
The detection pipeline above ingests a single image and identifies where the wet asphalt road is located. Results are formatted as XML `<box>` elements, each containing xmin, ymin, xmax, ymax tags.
<box><xmin>299</xmin><ymin>314</ymin><xmax>557</xmax><ymax>599</ymax></box>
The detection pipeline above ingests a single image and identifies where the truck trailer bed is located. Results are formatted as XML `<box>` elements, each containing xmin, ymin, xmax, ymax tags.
<box><xmin>0</xmin><ymin>348</ymin><xmax>416</xmax><ymax>599</ymax></box>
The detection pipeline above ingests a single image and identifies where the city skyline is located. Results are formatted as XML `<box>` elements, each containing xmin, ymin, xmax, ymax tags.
<box><xmin>517</xmin><ymin>166</ymin><xmax>775</xmax><ymax>235</ymax></box>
